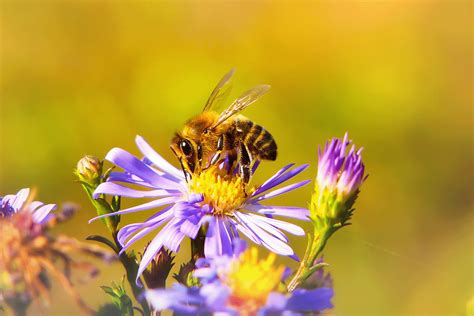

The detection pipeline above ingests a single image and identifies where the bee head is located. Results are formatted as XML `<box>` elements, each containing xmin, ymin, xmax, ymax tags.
<box><xmin>170</xmin><ymin>134</ymin><xmax>200</xmax><ymax>181</ymax></box>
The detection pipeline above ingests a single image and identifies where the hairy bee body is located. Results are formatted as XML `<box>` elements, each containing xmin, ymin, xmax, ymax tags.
<box><xmin>170</xmin><ymin>69</ymin><xmax>276</xmax><ymax>183</ymax></box>
<box><xmin>171</xmin><ymin>112</ymin><xmax>276</xmax><ymax>181</ymax></box>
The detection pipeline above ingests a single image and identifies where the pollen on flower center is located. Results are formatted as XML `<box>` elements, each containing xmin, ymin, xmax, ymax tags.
<box><xmin>188</xmin><ymin>166</ymin><xmax>249</xmax><ymax>216</ymax></box>
<box><xmin>224</xmin><ymin>247</ymin><xmax>285</xmax><ymax>314</ymax></box>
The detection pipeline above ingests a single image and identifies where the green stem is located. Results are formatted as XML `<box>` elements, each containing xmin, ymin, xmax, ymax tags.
<box><xmin>82</xmin><ymin>184</ymin><xmax>118</xmax><ymax>233</ymax></box>
<box><xmin>78</xmin><ymin>181</ymin><xmax>149</xmax><ymax>314</ymax></box>
<box><xmin>112</xmin><ymin>232</ymin><xmax>151</xmax><ymax>316</ymax></box>
<box><xmin>287</xmin><ymin>226</ymin><xmax>334</xmax><ymax>292</ymax></box>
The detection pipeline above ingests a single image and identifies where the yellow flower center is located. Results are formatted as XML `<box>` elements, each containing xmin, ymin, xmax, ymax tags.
<box><xmin>224</xmin><ymin>247</ymin><xmax>285</xmax><ymax>315</ymax></box>
<box><xmin>188</xmin><ymin>166</ymin><xmax>251</xmax><ymax>216</ymax></box>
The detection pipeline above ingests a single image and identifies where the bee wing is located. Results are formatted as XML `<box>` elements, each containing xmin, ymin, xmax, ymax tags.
<box><xmin>210</xmin><ymin>84</ymin><xmax>271</xmax><ymax>129</ymax></box>
<box><xmin>202</xmin><ymin>68</ymin><xmax>235</xmax><ymax>112</ymax></box>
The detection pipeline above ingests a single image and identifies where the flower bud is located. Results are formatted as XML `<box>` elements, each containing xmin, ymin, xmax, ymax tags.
<box><xmin>75</xmin><ymin>155</ymin><xmax>102</xmax><ymax>185</ymax></box>
<box><xmin>142</xmin><ymin>247</ymin><xmax>175</xmax><ymax>289</ymax></box>
<box><xmin>311</xmin><ymin>133</ymin><xmax>366</xmax><ymax>227</ymax></box>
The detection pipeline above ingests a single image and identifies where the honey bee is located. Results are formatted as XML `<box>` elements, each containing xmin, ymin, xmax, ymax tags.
<box><xmin>171</xmin><ymin>69</ymin><xmax>277</xmax><ymax>183</ymax></box>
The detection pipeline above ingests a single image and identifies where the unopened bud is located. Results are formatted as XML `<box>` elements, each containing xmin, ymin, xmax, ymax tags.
<box><xmin>312</xmin><ymin>133</ymin><xmax>366</xmax><ymax>227</ymax></box>
<box><xmin>76</xmin><ymin>155</ymin><xmax>103</xmax><ymax>185</ymax></box>
<box><xmin>142</xmin><ymin>247</ymin><xmax>175</xmax><ymax>289</ymax></box>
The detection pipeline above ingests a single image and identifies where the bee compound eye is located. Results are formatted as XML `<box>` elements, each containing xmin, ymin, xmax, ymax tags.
<box><xmin>180</xmin><ymin>140</ymin><xmax>193</xmax><ymax>156</ymax></box>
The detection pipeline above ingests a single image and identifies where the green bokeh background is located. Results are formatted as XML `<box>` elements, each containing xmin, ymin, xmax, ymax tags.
<box><xmin>1</xmin><ymin>1</ymin><xmax>472</xmax><ymax>315</ymax></box>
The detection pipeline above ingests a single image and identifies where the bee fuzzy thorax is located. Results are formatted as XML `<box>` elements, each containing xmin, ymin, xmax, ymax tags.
<box><xmin>187</xmin><ymin>165</ymin><xmax>251</xmax><ymax>216</ymax></box>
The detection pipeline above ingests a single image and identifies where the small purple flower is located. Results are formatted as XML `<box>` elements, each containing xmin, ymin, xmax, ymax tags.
<box><xmin>317</xmin><ymin>133</ymin><xmax>365</xmax><ymax>198</ymax></box>
<box><xmin>311</xmin><ymin>133</ymin><xmax>366</xmax><ymax>226</ymax></box>
<box><xmin>90</xmin><ymin>136</ymin><xmax>311</xmax><ymax>282</ymax></box>
<box><xmin>0</xmin><ymin>188</ymin><xmax>56</xmax><ymax>224</ymax></box>
<box><xmin>145</xmin><ymin>241</ymin><xmax>333</xmax><ymax>315</ymax></box>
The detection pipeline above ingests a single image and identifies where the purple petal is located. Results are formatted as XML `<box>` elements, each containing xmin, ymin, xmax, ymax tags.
<box><xmin>135</xmin><ymin>218</ymin><xmax>184</xmax><ymax>284</ymax></box>
<box><xmin>88</xmin><ymin>196</ymin><xmax>178</xmax><ymax>223</ymax></box>
<box><xmin>180</xmin><ymin>214</ymin><xmax>207</xmax><ymax>239</ymax></box>
<box><xmin>108</xmin><ymin>172</ymin><xmax>159</xmax><ymax>189</ymax></box>
<box><xmin>135</xmin><ymin>136</ymin><xmax>184</xmax><ymax>181</ymax></box>
<box><xmin>217</xmin><ymin>218</ymin><xmax>233</xmax><ymax>256</ymax></box>
<box><xmin>243</xmin><ymin>214</ymin><xmax>288</xmax><ymax>242</ymax></box>
<box><xmin>254</xmin><ymin>164</ymin><xmax>309</xmax><ymax>196</ymax></box>
<box><xmin>235</xmin><ymin>212</ymin><xmax>294</xmax><ymax>256</ymax></box>
<box><xmin>235</xmin><ymin>221</ymin><xmax>263</xmax><ymax>245</ymax></box>
<box><xmin>93</xmin><ymin>182</ymin><xmax>179</xmax><ymax>199</ymax></box>
<box><xmin>232</xmin><ymin>238</ymin><xmax>247</xmax><ymax>256</ymax></box>
<box><xmin>265</xmin><ymin>292</ymin><xmax>288</xmax><ymax>310</ymax></box>
<box><xmin>117</xmin><ymin>207</ymin><xmax>174</xmax><ymax>251</ymax></box>
<box><xmin>136</xmin><ymin>234</ymin><xmax>164</xmax><ymax>285</ymax></box>
<box><xmin>3</xmin><ymin>188</ymin><xmax>30</xmax><ymax>211</ymax></box>
<box><xmin>249</xmin><ymin>214</ymin><xmax>305</xmax><ymax>236</ymax></box>
<box><xmin>285</xmin><ymin>288</ymin><xmax>334</xmax><ymax>312</ymax></box>
<box><xmin>105</xmin><ymin>148</ymin><xmax>179</xmax><ymax>190</ymax></box>
<box><xmin>205</xmin><ymin>217</ymin><xmax>233</xmax><ymax>257</ymax></box>
<box><xmin>162</xmin><ymin>221</ymin><xmax>186</xmax><ymax>252</ymax></box>
<box><xmin>146</xmin><ymin>285</ymin><xmax>204</xmax><ymax>312</ymax></box>
<box><xmin>246</xmin><ymin>204</ymin><xmax>310</xmax><ymax>220</ymax></box>
<box><xmin>31</xmin><ymin>204</ymin><xmax>56</xmax><ymax>224</ymax></box>
<box><xmin>252</xmin><ymin>180</ymin><xmax>311</xmax><ymax>202</ymax></box>
<box><xmin>200</xmin><ymin>283</ymin><xmax>231</xmax><ymax>310</ymax></box>
<box><xmin>26</xmin><ymin>201</ymin><xmax>43</xmax><ymax>212</ymax></box>
<box><xmin>193</xmin><ymin>267</ymin><xmax>216</xmax><ymax>279</ymax></box>
<box><xmin>118</xmin><ymin>223</ymin><xmax>152</xmax><ymax>246</ymax></box>
<box><xmin>253</xmin><ymin>164</ymin><xmax>294</xmax><ymax>195</ymax></box>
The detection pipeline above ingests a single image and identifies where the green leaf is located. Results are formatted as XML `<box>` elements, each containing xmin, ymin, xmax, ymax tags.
<box><xmin>87</xmin><ymin>235</ymin><xmax>119</xmax><ymax>253</ymax></box>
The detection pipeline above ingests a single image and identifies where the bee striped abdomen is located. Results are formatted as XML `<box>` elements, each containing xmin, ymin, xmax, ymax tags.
<box><xmin>254</xmin><ymin>128</ymin><xmax>277</xmax><ymax>160</ymax></box>
<box><xmin>236</xmin><ymin>120</ymin><xmax>277</xmax><ymax>161</ymax></box>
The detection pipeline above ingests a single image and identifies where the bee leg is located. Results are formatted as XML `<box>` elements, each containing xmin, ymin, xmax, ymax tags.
<box><xmin>210</xmin><ymin>135</ymin><xmax>224</xmax><ymax>166</ymax></box>
<box><xmin>226</xmin><ymin>151</ymin><xmax>238</xmax><ymax>173</ymax></box>
<box><xmin>239</xmin><ymin>143</ymin><xmax>252</xmax><ymax>184</ymax></box>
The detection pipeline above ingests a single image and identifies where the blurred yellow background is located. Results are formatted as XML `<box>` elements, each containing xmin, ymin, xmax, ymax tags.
<box><xmin>1</xmin><ymin>1</ymin><xmax>472</xmax><ymax>315</ymax></box>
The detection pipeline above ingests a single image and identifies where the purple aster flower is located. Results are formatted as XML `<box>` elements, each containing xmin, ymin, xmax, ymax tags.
<box><xmin>311</xmin><ymin>133</ymin><xmax>366</xmax><ymax>225</ymax></box>
<box><xmin>0</xmin><ymin>188</ymin><xmax>56</xmax><ymax>224</ymax></box>
<box><xmin>145</xmin><ymin>241</ymin><xmax>334</xmax><ymax>315</ymax></box>
<box><xmin>288</xmin><ymin>134</ymin><xmax>366</xmax><ymax>292</ymax></box>
<box><xmin>89</xmin><ymin>136</ymin><xmax>310</xmax><ymax>282</ymax></box>
<box><xmin>317</xmin><ymin>132</ymin><xmax>365</xmax><ymax>199</ymax></box>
